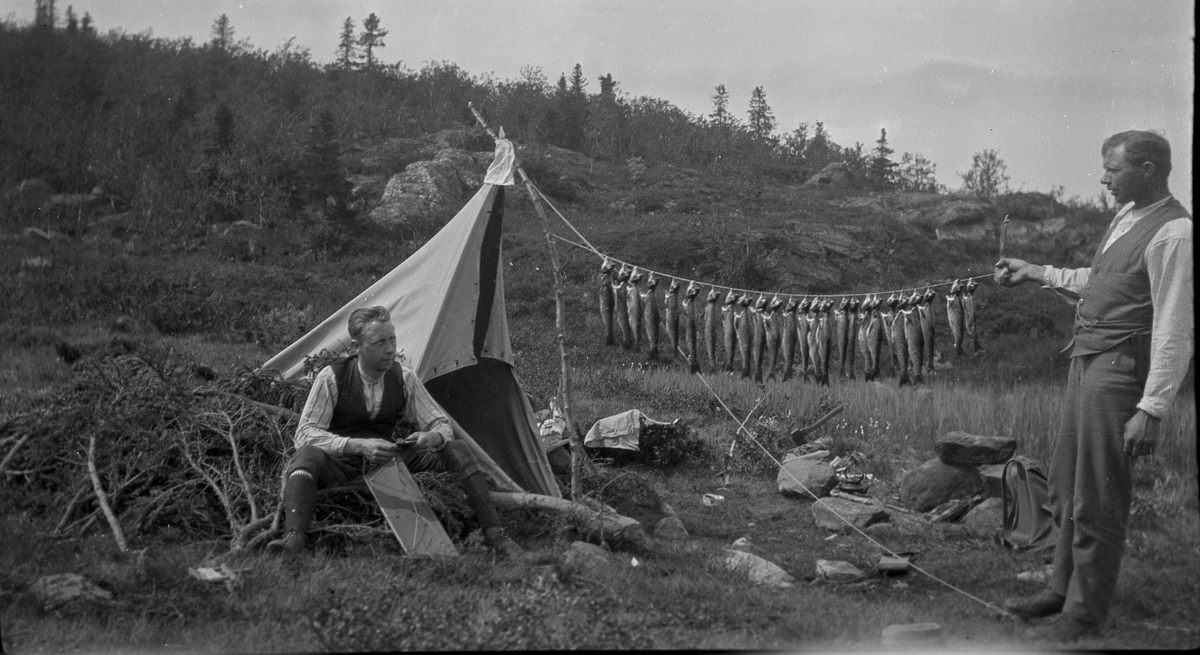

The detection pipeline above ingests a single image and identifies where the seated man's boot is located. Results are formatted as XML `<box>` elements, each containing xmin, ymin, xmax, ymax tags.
<box><xmin>482</xmin><ymin>527</ymin><xmax>526</xmax><ymax>561</ymax></box>
<box><xmin>266</xmin><ymin>529</ymin><xmax>307</xmax><ymax>557</ymax></box>
<box><xmin>1004</xmin><ymin>589</ymin><xmax>1065</xmax><ymax>620</ymax></box>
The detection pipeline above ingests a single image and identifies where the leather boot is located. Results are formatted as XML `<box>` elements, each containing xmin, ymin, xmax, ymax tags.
<box><xmin>1004</xmin><ymin>589</ymin><xmax>1065</xmax><ymax>620</ymax></box>
<box><xmin>266</xmin><ymin>529</ymin><xmax>307</xmax><ymax>557</ymax></box>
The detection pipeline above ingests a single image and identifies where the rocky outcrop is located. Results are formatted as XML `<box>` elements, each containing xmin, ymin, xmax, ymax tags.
<box><xmin>804</xmin><ymin>162</ymin><xmax>859</xmax><ymax>187</ymax></box>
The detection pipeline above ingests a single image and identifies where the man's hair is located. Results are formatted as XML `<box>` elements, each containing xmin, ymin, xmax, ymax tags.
<box><xmin>348</xmin><ymin>305</ymin><xmax>391</xmax><ymax>341</ymax></box>
<box><xmin>1102</xmin><ymin>130</ymin><xmax>1172</xmax><ymax>180</ymax></box>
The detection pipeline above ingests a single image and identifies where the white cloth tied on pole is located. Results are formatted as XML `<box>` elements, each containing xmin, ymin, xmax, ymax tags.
<box><xmin>484</xmin><ymin>131</ymin><xmax>516</xmax><ymax>186</ymax></box>
<box><xmin>583</xmin><ymin>409</ymin><xmax>666</xmax><ymax>451</ymax></box>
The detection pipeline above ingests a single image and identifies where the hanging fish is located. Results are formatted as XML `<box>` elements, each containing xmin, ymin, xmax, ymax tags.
<box><xmin>963</xmin><ymin>278</ymin><xmax>982</xmax><ymax>354</ymax></box>
<box><xmin>918</xmin><ymin>287</ymin><xmax>936</xmax><ymax>374</ymax></box>
<box><xmin>663</xmin><ymin>279</ymin><xmax>680</xmax><ymax>359</ymax></box>
<box><xmin>612</xmin><ymin>264</ymin><xmax>631</xmax><ymax>350</ymax></box>
<box><xmin>780</xmin><ymin>298</ymin><xmax>798</xmax><ymax>381</ymax></box>
<box><xmin>625</xmin><ymin>268</ymin><xmax>644</xmax><ymax>351</ymax></box>
<box><xmin>812</xmin><ymin>299</ymin><xmax>833</xmax><ymax>386</ymax></box>
<box><xmin>642</xmin><ymin>274</ymin><xmax>661</xmax><ymax>359</ymax></box>
<box><xmin>845</xmin><ymin>297</ymin><xmax>860</xmax><ymax>380</ymax></box>
<box><xmin>946</xmin><ymin>279</ymin><xmax>965</xmax><ymax>356</ymax></box>
<box><xmin>833</xmin><ymin>297</ymin><xmax>850</xmax><ymax>379</ymax></box>
<box><xmin>721</xmin><ymin>290</ymin><xmax>738</xmax><ymax>373</ymax></box>
<box><xmin>763</xmin><ymin>296</ymin><xmax>783</xmax><ymax>381</ymax></box>
<box><xmin>682</xmin><ymin>281</ymin><xmax>701</xmax><ymax>373</ymax></box>
<box><xmin>749</xmin><ymin>295</ymin><xmax>767</xmax><ymax>382</ymax></box>
<box><xmin>889</xmin><ymin>293</ymin><xmax>910</xmax><ymax>385</ymax></box>
<box><xmin>903</xmin><ymin>291</ymin><xmax>924</xmax><ymax>385</ymax></box>
<box><xmin>858</xmin><ymin>296</ymin><xmax>879</xmax><ymax>381</ymax></box>
<box><xmin>796</xmin><ymin>297</ymin><xmax>814</xmax><ymax>383</ymax></box>
<box><xmin>703</xmin><ymin>287</ymin><xmax>722</xmax><ymax>373</ymax></box>
<box><xmin>735</xmin><ymin>294</ymin><xmax>753</xmax><ymax>379</ymax></box>
<box><xmin>598</xmin><ymin>258</ymin><xmax>616</xmax><ymax>346</ymax></box>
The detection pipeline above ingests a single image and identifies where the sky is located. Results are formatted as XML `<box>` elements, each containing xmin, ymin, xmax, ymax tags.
<box><xmin>3</xmin><ymin>0</ymin><xmax>1194</xmax><ymax>210</ymax></box>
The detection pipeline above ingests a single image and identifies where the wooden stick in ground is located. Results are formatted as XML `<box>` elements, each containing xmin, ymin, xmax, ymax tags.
<box><xmin>0</xmin><ymin>432</ymin><xmax>31</xmax><ymax>476</ymax></box>
<box><xmin>87</xmin><ymin>433</ymin><xmax>129</xmax><ymax>552</ymax></box>
<box><xmin>468</xmin><ymin>102</ymin><xmax>585</xmax><ymax>501</ymax></box>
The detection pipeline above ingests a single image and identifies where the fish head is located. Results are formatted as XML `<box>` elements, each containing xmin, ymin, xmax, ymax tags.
<box><xmin>629</xmin><ymin>268</ymin><xmax>644</xmax><ymax>284</ymax></box>
<box><xmin>923</xmin><ymin>287</ymin><xmax>936</xmax><ymax>303</ymax></box>
<box><xmin>885</xmin><ymin>293</ymin><xmax>898</xmax><ymax>308</ymax></box>
<box><xmin>837</xmin><ymin>297</ymin><xmax>849</xmax><ymax>310</ymax></box>
<box><xmin>723</xmin><ymin>290</ymin><xmax>738</xmax><ymax>306</ymax></box>
<box><xmin>738</xmin><ymin>294</ymin><xmax>751</xmax><ymax>307</ymax></box>
<box><xmin>799</xmin><ymin>298</ymin><xmax>811</xmax><ymax>311</ymax></box>
<box><xmin>966</xmin><ymin>279</ymin><xmax>979</xmax><ymax>293</ymax></box>
<box><xmin>769</xmin><ymin>296</ymin><xmax>784</xmax><ymax>311</ymax></box>
<box><xmin>685</xmin><ymin>280</ymin><xmax>700</xmax><ymax>298</ymax></box>
<box><xmin>667</xmin><ymin>279</ymin><xmax>680</xmax><ymax>294</ymax></box>
<box><xmin>949</xmin><ymin>279</ymin><xmax>962</xmax><ymax>295</ymax></box>
<box><xmin>600</xmin><ymin>258</ymin><xmax>615</xmax><ymax>274</ymax></box>
<box><xmin>847</xmin><ymin>297</ymin><xmax>860</xmax><ymax>311</ymax></box>
<box><xmin>707</xmin><ymin>288</ymin><xmax>721</xmax><ymax>303</ymax></box>
<box><xmin>784</xmin><ymin>298</ymin><xmax>798</xmax><ymax>313</ymax></box>
<box><xmin>646</xmin><ymin>274</ymin><xmax>659</xmax><ymax>290</ymax></box>
<box><xmin>754</xmin><ymin>295</ymin><xmax>767</xmax><ymax>310</ymax></box>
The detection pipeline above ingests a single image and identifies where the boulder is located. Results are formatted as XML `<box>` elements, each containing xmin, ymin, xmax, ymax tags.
<box><xmin>653</xmin><ymin>516</ymin><xmax>689</xmax><ymax>541</ymax></box>
<box><xmin>434</xmin><ymin>148</ymin><xmax>486</xmax><ymax>190</ymax></box>
<box><xmin>899</xmin><ymin>458</ymin><xmax>985</xmax><ymax>512</ymax></box>
<box><xmin>979</xmin><ymin>463</ymin><xmax>1006</xmax><ymax>498</ymax></box>
<box><xmin>812</xmin><ymin>497</ymin><xmax>890</xmax><ymax>532</ymax></box>
<box><xmin>367</xmin><ymin>160</ymin><xmax>467</xmax><ymax>226</ymax></box>
<box><xmin>804</xmin><ymin>162</ymin><xmax>859</xmax><ymax>188</ymax></box>
<box><xmin>962</xmin><ymin>497</ymin><xmax>1004</xmax><ymax>532</ymax></box>
<box><xmin>720</xmin><ymin>549</ymin><xmax>795</xmax><ymax>588</ymax></box>
<box><xmin>934</xmin><ymin>431</ymin><xmax>1017</xmax><ymax>465</ymax></box>
<box><xmin>777</xmin><ymin>456</ymin><xmax>838</xmax><ymax>499</ymax></box>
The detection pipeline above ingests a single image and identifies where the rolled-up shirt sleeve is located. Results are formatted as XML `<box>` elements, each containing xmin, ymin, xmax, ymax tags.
<box><xmin>1139</xmin><ymin>219</ymin><xmax>1194</xmax><ymax>419</ymax></box>
<box><xmin>402</xmin><ymin>367</ymin><xmax>454</xmax><ymax>442</ymax></box>
<box><xmin>1041</xmin><ymin>265</ymin><xmax>1090</xmax><ymax>304</ymax></box>
<box><xmin>295</xmin><ymin>366</ymin><xmax>351</xmax><ymax>457</ymax></box>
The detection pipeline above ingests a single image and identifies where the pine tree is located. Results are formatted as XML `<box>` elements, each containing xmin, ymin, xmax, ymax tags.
<box><xmin>80</xmin><ymin>11</ymin><xmax>92</xmax><ymax>35</ymax></box>
<box><xmin>782</xmin><ymin>122</ymin><xmax>809</xmax><ymax>163</ymax></box>
<box><xmin>34</xmin><ymin>0</ymin><xmax>56</xmax><ymax>29</ymax></box>
<box><xmin>358</xmin><ymin>13</ymin><xmax>388</xmax><ymax>70</ymax></box>
<box><xmin>868</xmin><ymin>128</ymin><xmax>898</xmax><ymax>189</ymax></box>
<box><xmin>709</xmin><ymin>84</ymin><xmax>731</xmax><ymax>126</ymax></box>
<box><xmin>568</xmin><ymin>63</ymin><xmax>587</xmax><ymax>98</ymax></box>
<box><xmin>213</xmin><ymin>102</ymin><xmax>234</xmax><ymax>154</ymax></box>
<box><xmin>597</xmin><ymin>73</ymin><xmax>617</xmax><ymax>101</ymax></box>
<box><xmin>335</xmin><ymin>17</ymin><xmax>359</xmax><ymax>70</ymax></box>
<box><xmin>747</xmin><ymin>86</ymin><xmax>775</xmax><ymax>141</ymax></box>
<box><xmin>210</xmin><ymin>14</ymin><xmax>234</xmax><ymax>51</ymax></box>
<box><xmin>65</xmin><ymin>5</ymin><xmax>77</xmax><ymax>34</ymax></box>
<box><xmin>303</xmin><ymin>109</ymin><xmax>351</xmax><ymax>218</ymax></box>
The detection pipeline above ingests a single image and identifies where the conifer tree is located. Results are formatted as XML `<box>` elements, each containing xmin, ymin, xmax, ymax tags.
<box><xmin>358</xmin><ymin>13</ymin><xmax>388</xmax><ymax>70</ymax></box>
<box><xmin>210</xmin><ymin>14</ymin><xmax>234</xmax><ymax>51</ymax></box>
<box><xmin>747</xmin><ymin>86</ymin><xmax>775</xmax><ymax>141</ymax></box>
<box><xmin>597</xmin><ymin>73</ymin><xmax>617</xmax><ymax>101</ymax></box>
<box><xmin>303</xmin><ymin>109</ymin><xmax>351</xmax><ymax>217</ymax></box>
<box><xmin>868</xmin><ymin>127</ymin><xmax>898</xmax><ymax>189</ymax></box>
<box><xmin>65</xmin><ymin>5</ymin><xmax>77</xmax><ymax>34</ymax></box>
<box><xmin>79</xmin><ymin>11</ymin><xmax>92</xmax><ymax>35</ymax></box>
<box><xmin>709</xmin><ymin>84</ymin><xmax>732</xmax><ymax>126</ymax></box>
<box><xmin>34</xmin><ymin>0</ymin><xmax>56</xmax><ymax>30</ymax></box>
<box><xmin>336</xmin><ymin>17</ymin><xmax>359</xmax><ymax>70</ymax></box>
<box><xmin>213</xmin><ymin>102</ymin><xmax>234</xmax><ymax>154</ymax></box>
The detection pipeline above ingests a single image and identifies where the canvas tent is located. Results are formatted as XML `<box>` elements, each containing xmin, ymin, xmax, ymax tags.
<box><xmin>261</xmin><ymin>176</ymin><xmax>561</xmax><ymax>498</ymax></box>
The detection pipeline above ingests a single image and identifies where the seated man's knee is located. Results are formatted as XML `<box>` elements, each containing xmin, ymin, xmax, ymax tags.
<box><xmin>440</xmin><ymin>440</ymin><xmax>481</xmax><ymax>477</ymax></box>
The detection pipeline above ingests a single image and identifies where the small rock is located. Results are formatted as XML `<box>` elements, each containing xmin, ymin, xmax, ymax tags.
<box><xmin>720</xmin><ymin>549</ymin><xmax>795</xmax><ymax>588</ymax></box>
<box><xmin>979</xmin><ymin>463</ymin><xmax>1006</xmax><ymax>498</ymax></box>
<box><xmin>934</xmin><ymin>431</ymin><xmax>1017</xmax><ymax>466</ymax></box>
<box><xmin>778</xmin><ymin>458</ymin><xmax>838</xmax><ymax>499</ymax></box>
<box><xmin>962</xmin><ymin>497</ymin><xmax>1004</xmax><ymax>532</ymax></box>
<box><xmin>653</xmin><ymin>516</ymin><xmax>689</xmax><ymax>541</ymax></box>
<box><xmin>881</xmin><ymin>623</ymin><xmax>945</xmax><ymax>647</ymax></box>
<box><xmin>812</xmin><ymin>497</ymin><xmax>890</xmax><ymax>532</ymax></box>
<box><xmin>899</xmin><ymin>458</ymin><xmax>985</xmax><ymax>512</ymax></box>
<box><xmin>560</xmin><ymin>541</ymin><xmax>610</xmax><ymax>576</ymax></box>
<box><xmin>815</xmin><ymin>559</ymin><xmax>865</xmax><ymax>583</ymax></box>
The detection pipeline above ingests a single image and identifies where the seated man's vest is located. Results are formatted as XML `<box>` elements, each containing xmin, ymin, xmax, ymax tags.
<box><xmin>328</xmin><ymin>356</ymin><xmax>407</xmax><ymax>440</ymax></box>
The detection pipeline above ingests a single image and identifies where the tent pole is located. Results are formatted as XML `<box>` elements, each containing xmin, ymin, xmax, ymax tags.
<box><xmin>469</xmin><ymin>104</ymin><xmax>585</xmax><ymax>502</ymax></box>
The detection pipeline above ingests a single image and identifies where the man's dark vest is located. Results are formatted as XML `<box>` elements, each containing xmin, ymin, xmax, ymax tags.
<box><xmin>328</xmin><ymin>356</ymin><xmax>407</xmax><ymax>440</ymax></box>
<box><xmin>1068</xmin><ymin>197</ymin><xmax>1190</xmax><ymax>358</ymax></box>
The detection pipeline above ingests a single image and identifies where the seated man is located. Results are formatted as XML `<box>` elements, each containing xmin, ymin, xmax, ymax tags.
<box><xmin>267</xmin><ymin>305</ymin><xmax>523</xmax><ymax>559</ymax></box>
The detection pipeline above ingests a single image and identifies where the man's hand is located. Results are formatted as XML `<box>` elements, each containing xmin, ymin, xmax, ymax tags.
<box><xmin>350</xmin><ymin>438</ymin><xmax>400</xmax><ymax>465</ymax></box>
<box><xmin>1123</xmin><ymin>409</ymin><xmax>1160</xmax><ymax>459</ymax></box>
<box><xmin>406</xmin><ymin>430</ymin><xmax>446</xmax><ymax>452</ymax></box>
<box><xmin>994</xmin><ymin>258</ymin><xmax>1046</xmax><ymax>287</ymax></box>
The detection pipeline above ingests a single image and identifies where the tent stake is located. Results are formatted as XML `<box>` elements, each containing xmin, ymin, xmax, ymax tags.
<box><xmin>469</xmin><ymin>103</ymin><xmax>585</xmax><ymax>501</ymax></box>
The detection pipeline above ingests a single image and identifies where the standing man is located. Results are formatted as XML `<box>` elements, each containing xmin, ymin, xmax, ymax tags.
<box><xmin>994</xmin><ymin>130</ymin><xmax>1192</xmax><ymax>641</ymax></box>
<box><xmin>267</xmin><ymin>305</ymin><xmax>525</xmax><ymax>559</ymax></box>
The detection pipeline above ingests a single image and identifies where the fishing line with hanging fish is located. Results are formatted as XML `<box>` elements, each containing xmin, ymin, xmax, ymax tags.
<box><xmin>548</xmin><ymin>231</ymin><xmax>992</xmax><ymax>301</ymax></box>
<box><xmin>677</xmin><ymin>341</ymin><xmax>1017</xmax><ymax>620</ymax></box>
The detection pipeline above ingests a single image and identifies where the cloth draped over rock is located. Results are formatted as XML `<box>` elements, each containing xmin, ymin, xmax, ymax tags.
<box><xmin>583</xmin><ymin>409</ymin><xmax>667</xmax><ymax>451</ymax></box>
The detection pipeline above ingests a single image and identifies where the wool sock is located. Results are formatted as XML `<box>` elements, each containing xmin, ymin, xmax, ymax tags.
<box><xmin>282</xmin><ymin>469</ymin><xmax>318</xmax><ymax>534</ymax></box>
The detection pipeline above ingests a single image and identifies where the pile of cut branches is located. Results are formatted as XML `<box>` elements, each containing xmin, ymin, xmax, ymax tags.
<box><xmin>0</xmin><ymin>349</ymin><xmax>472</xmax><ymax>554</ymax></box>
